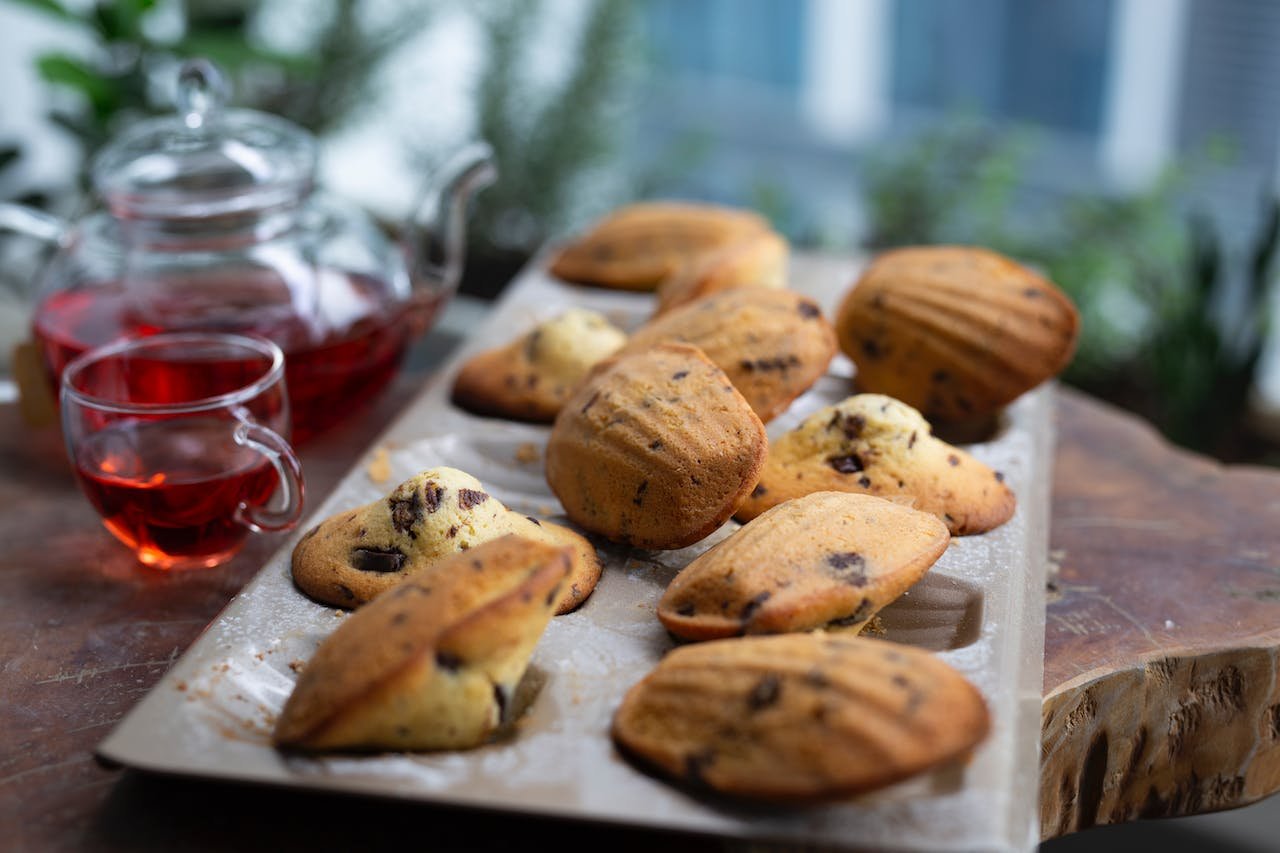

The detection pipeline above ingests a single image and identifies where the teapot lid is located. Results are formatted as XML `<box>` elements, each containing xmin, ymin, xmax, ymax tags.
<box><xmin>91</xmin><ymin>60</ymin><xmax>317</xmax><ymax>219</ymax></box>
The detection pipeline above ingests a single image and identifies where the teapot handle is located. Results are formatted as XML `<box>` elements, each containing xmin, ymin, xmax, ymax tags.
<box><xmin>404</xmin><ymin>143</ymin><xmax>497</xmax><ymax>303</ymax></box>
<box><xmin>0</xmin><ymin>203</ymin><xmax>66</xmax><ymax>246</ymax></box>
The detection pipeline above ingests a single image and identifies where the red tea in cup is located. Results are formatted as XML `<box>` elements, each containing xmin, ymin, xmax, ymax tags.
<box><xmin>61</xmin><ymin>333</ymin><xmax>305</xmax><ymax>570</ymax></box>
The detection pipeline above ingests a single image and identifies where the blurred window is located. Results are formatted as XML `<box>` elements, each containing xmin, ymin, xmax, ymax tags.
<box><xmin>644</xmin><ymin>0</ymin><xmax>806</xmax><ymax>90</ymax></box>
<box><xmin>892</xmin><ymin>0</ymin><xmax>1114</xmax><ymax>135</ymax></box>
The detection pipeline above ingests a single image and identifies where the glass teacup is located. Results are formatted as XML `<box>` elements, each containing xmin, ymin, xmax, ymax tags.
<box><xmin>60</xmin><ymin>332</ymin><xmax>305</xmax><ymax>570</ymax></box>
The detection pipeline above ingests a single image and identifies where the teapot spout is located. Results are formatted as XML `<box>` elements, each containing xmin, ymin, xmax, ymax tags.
<box><xmin>403</xmin><ymin>142</ymin><xmax>497</xmax><ymax>299</ymax></box>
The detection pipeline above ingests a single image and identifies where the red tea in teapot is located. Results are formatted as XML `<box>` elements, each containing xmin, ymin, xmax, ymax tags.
<box><xmin>34</xmin><ymin>269</ymin><xmax>434</xmax><ymax>443</ymax></box>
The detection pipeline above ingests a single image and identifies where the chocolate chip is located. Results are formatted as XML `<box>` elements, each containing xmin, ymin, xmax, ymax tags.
<box><xmin>447</xmin><ymin>525</ymin><xmax>458</xmax><ymax>538</ymax></box>
<box><xmin>391</xmin><ymin>611</ymin><xmax>409</xmax><ymax>626</ymax></box>
<box><xmin>995</xmin><ymin>471</ymin><xmax>1005</xmax><ymax>482</ymax></box>
<box><xmin>389</xmin><ymin>490</ymin><xmax>423</xmax><ymax>533</ymax></box>
<box><xmin>684</xmin><ymin>749</ymin><xmax>716</xmax><ymax>786</ymax></box>
<box><xmin>861</xmin><ymin>339</ymin><xmax>882</xmax><ymax>360</ymax></box>
<box><xmin>740</xmin><ymin>591</ymin><xmax>772</xmax><ymax>622</ymax></box>
<box><xmin>1024</xmin><ymin>287</ymin><xmax>1042</xmax><ymax>299</ymax></box>
<box><xmin>798</xmin><ymin>300</ymin><xmax>821</xmax><ymax>319</ymax></box>
<box><xmin>649</xmin><ymin>439</ymin><xmax>663</xmax><ymax>450</ymax></box>
<box><xmin>545</xmin><ymin>585</ymin><xmax>559</xmax><ymax>606</ymax></box>
<box><xmin>633</xmin><ymin>479</ymin><xmax>648</xmax><ymax>506</ymax></box>
<box><xmin>747</xmin><ymin>675</ymin><xmax>782</xmax><ymax>710</ymax></box>
<box><xmin>827</xmin><ymin>552</ymin><xmax>868</xmax><ymax>587</ymax></box>
<box><xmin>356</xmin><ymin>527</ymin><xmax>366</xmax><ymax>538</ymax></box>
<box><xmin>423</xmin><ymin>483</ymin><xmax>444</xmax><ymax>514</ymax></box>
<box><xmin>435</xmin><ymin>651</ymin><xmax>462</xmax><ymax>671</ymax></box>
<box><xmin>676</xmin><ymin>602</ymin><xmax>696</xmax><ymax>617</ymax></box>
<box><xmin>580</xmin><ymin>390</ymin><xmax>601</xmax><ymax>414</ymax></box>
<box><xmin>739</xmin><ymin>355</ymin><xmax>802</xmax><ymax>373</ymax></box>
<box><xmin>458</xmin><ymin>488</ymin><xmax>489</xmax><ymax>509</ymax></box>
<box><xmin>857</xmin><ymin>475</ymin><xmax>872</xmax><ymax>488</ymax></box>
<box><xmin>908</xmin><ymin>431</ymin><xmax>917</xmax><ymax>449</ymax></box>
<box><xmin>947</xmin><ymin>454</ymin><xmax>960</xmax><ymax>467</ymax></box>
<box><xmin>932</xmin><ymin>369</ymin><xmax>949</xmax><ymax>383</ymax></box>
<box><xmin>526</xmin><ymin>516</ymin><xmax>542</xmax><ymax>526</ymax></box>
<box><xmin>671</xmin><ymin>370</ymin><xmax>689</xmax><ymax>381</ymax></box>
<box><xmin>350</xmin><ymin>546</ymin><xmax>407</xmax><ymax>573</ymax></box>
<box><xmin>827</xmin><ymin>453</ymin><xmax>865</xmax><ymax>474</ymax></box>
<box><xmin>891</xmin><ymin>673</ymin><xmax>910</xmax><ymax>689</ymax></box>
<box><xmin>336</xmin><ymin>583</ymin><xmax>356</xmax><ymax>602</ymax></box>
<box><xmin>750</xmin><ymin>482</ymin><xmax>768</xmax><ymax>498</ymax></box>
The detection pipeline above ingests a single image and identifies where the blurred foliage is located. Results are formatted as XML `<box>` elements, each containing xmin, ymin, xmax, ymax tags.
<box><xmin>7</xmin><ymin>0</ymin><xmax>434</xmax><ymax>167</ymax></box>
<box><xmin>859</xmin><ymin>119</ymin><xmax>1278</xmax><ymax>459</ymax></box>
<box><xmin>464</xmin><ymin>0</ymin><xmax>636</xmax><ymax>260</ymax></box>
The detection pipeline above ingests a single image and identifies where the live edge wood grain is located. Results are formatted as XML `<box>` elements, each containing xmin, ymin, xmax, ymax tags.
<box><xmin>1041</xmin><ymin>389</ymin><xmax>1280</xmax><ymax>839</ymax></box>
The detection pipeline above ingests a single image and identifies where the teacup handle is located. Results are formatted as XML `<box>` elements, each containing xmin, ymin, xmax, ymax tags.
<box><xmin>232</xmin><ymin>421</ymin><xmax>305</xmax><ymax>533</ymax></box>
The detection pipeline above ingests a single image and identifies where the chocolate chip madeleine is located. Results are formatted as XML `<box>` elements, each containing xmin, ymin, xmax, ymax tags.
<box><xmin>736</xmin><ymin>394</ymin><xmax>1014</xmax><ymax>535</ymax></box>
<box><xmin>292</xmin><ymin>467</ymin><xmax>601</xmax><ymax>614</ymax></box>
<box><xmin>659</xmin><ymin>491</ymin><xmax>949</xmax><ymax>640</ymax></box>
<box><xmin>549</xmin><ymin>201</ymin><xmax>771</xmax><ymax>291</ymax></box>
<box><xmin>621</xmin><ymin>288</ymin><xmax>836</xmax><ymax>422</ymax></box>
<box><xmin>654</xmin><ymin>229</ymin><xmax>789</xmax><ymax>315</ymax></box>
<box><xmin>451</xmin><ymin>308</ymin><xmax>627</xmax><ymax>422</ymax></box>
<box><xmin>611</xmin><ymin>633</ymin><xmax>991</xmax><ymax>801</ymax></box>
<box><xmin>836</xmin><ymin>245</ymin><xmax>1079</xmax><ymax>421</ymax></box>
<box><xmin>275</xmin><ymin>535</ymin><xmax>569</xmax><ymax>752</ymax></box>
<box><xmin>545</xmin><ymin>343</ymin><xmax>767</xmax><ymax>549</ymax></box>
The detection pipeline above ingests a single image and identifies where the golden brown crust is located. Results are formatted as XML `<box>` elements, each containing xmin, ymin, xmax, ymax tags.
<box><xmin>274</xmin><ymin>535</ymin><xmax>570</xmax><ymax>751</ymax></box>
<box><xmin>545</xmin><ymin>342</ymin><xmax>767</xmax><ymax>550</ymax></box>
<box><xmin>659</xmin><ymin>491</ymin><xmax>950</xmax><ymax>640</ymax></box>
<box><xmin>734</xmin><ymin>394</ymin><xmax>1015</xmax><ymax>536</ymax></box>
<box><xmin>621</xmin><ymin>288</ymin><xmax>837</xmax><ymax>423</ymax></box>
<box><xmin>654</xmin><ymin>230</ymin><xmax>789</xmax><ymax>315</ymax></box>
<box><xmin>291</xmin><ymin>467</ymin><xmax>601</xmax><ymax>614</ymax></box>
<box><xmin>610</xmin><ymin>633</ymin><xmax>991</xmax><ymax>801</ymax></box>
<box><xmin>549</xmin><ymin>202</ymin><xmax>771</xmax><ymax>291</ymax></box>
<box><xmin>835</xmin><ymin>245</ymin><xmax>1079</xmax><ymax>421</ymax></box>
<box><xmin>450</xmin><ymin>309</ymin><xmax>627</xmax><ymax>423</ymax></box>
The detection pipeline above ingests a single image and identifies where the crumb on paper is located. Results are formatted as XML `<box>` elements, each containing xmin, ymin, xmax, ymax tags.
<box><xmin>289</xmin><ymin>659</ymin><xmax>306</xmax><ymax>674</ymax></box>
<box><xmin>862</xmin><ymin>616</ymin><xmax>886</xmax><ymax>636</ymax></box>
<box><xmin>176</xmin><ymin>680</ymin><xmax>187</xmax><ymax>692</ymax></box>
<box><xmin>367</xmin><ymin>446</ymin><xmax>392</xmax><ymax>484</ymax></box>
<box><xmin>515</xmin><ymin>442</ymin><xmax>540</xmax><ymax>464</ymax></box>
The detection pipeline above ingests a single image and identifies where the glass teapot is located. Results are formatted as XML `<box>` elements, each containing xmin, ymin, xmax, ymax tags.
<box><xmin>1</xmin><ymin>60</ymin><xmax>495</xmax><ymax>443</ymax></box>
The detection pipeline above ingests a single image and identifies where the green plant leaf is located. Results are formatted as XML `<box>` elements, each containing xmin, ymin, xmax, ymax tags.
<box><xmin>36</xmin><ymin>53</ymin><xmax>117</xmax><ymax>114</ymax></box>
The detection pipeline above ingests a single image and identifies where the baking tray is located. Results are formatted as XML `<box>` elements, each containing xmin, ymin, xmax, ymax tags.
<box><xmin>98</xmin><ymin>253</ymin><xmax>1049</xmax><ymax>851</ymax></box>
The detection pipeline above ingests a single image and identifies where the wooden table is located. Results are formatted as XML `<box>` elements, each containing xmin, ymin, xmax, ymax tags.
<box><xmin>2</xmin><ymin>306</ymin><xmax>1279</xmax><ymax>851</ymax></box>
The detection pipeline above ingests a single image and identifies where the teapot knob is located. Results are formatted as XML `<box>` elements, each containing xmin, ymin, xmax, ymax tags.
<box><xmin>176</xmin><ymin>59</ymin><xmax>228</xmax><ymax>130</ymax></box>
